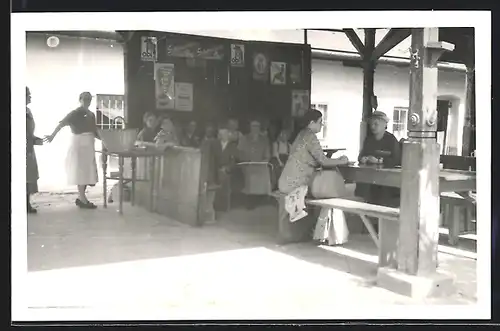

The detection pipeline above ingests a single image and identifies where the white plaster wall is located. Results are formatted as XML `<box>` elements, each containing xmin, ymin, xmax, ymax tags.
<box><xmin>26</xmin><ymin>33</ymin><xmax>124</xmax><ymax>191</ymax></box>
<box><xmin>311</xmin><ymin>59</ymin><xmax>467</xmax><ymax>160</ymax></box>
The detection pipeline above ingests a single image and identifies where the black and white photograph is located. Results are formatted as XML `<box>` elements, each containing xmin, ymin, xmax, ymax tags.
<box><xmin>11</xmin><ymin>10</ymin><xmax>491</xmax><ymax>322</ymax></box>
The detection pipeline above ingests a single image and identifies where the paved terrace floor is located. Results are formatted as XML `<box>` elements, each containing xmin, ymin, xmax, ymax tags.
<box><xmin>23</xmin><ymin>188</ymin><xmax>478</xmax><ymax>319</ymax></box>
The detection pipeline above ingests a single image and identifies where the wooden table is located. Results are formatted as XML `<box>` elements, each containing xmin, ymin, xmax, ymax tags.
<box><xmin>323</xmin><ymin>148</ymin><xmax>347</xmax><ymax>158</ymax></box>
<box><xmin>99</xmin><ymin>148</ymin><xmax>166</xmax><ymax>214</ymax></box>
<box><xmin>338</xmin><ymin>163</ymin><xmax>476</xmax><ymax>193</ymax></box>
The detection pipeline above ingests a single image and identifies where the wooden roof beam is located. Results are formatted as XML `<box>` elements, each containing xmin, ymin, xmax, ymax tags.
<box><xmin>370</xmin><ymin>28</ymin><xmax>411</xmax><ymax>62</ymax></box>
<box><xmin>343</xmin><ymin>28</ymin><xmax>365</xmax><ymax>58</ymax></box>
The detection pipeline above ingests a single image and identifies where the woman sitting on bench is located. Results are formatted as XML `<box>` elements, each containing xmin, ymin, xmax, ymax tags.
<box><xmin>277</xmin><ymin>109</ymin><xmax>350</xmax><ymax>245</ymax></box>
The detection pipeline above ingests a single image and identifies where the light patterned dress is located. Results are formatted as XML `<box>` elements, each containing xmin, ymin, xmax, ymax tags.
<box><xmin>278</xmin><ymin>128</ymin><xmax>329</xmax><ymax>194</ymax></box>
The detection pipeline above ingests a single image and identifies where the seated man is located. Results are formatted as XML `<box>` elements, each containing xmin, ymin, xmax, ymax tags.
<box><xmin>356</xmin><ymin>111</ymin><xmax>401</xmax><ymax>208</ymax></box>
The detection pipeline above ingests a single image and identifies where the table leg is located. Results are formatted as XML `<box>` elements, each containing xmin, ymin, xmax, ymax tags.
<box><xmin>149</xmin><ymin>156</ymin><xmax>156</xmax><ymax>212</ymax></box>
<box><xmin>131</xmin><ymin>156</ymin><xmax>136</xmax><ymax>206</ymax></box>
<box><xmin>447</xmin><ymin>204</ymin><xmax>460</xmax><ymax>246</ymax></box>
<box><xmin>118</xmin><ymin>155</ymin><xmax>124</xmax><ymax>215</ymax></box>
<box><xmin>102</xmin><ymin>151</ymin><xmax>108</xmax><ymax>208</ymax></box>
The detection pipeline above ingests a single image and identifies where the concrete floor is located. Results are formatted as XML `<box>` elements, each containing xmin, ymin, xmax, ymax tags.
<box><xmin>24</xmin><ymin>188</ymin><xmax>478</xmax><ymax>319</ymax></box>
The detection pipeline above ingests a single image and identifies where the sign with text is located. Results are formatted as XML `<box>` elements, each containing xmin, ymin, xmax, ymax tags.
<box><xmin>141</xmin><ymin>36</ymin><xmax>158</xmax><ymax>62</ymax></box>
<box><xmin>165</xmin><ymin>39</ymin><xmax>225</xmax><ymax>60</ymax></box>
<box><xmin>291</xmin><ymin>90</ymin><xmax>310</xmax><ymax>117</ymax></box>
<box><xmin>270</xmin><ymin>62</ymin><xmax>287</xmax><ymax>85</ymax></box>
<box><xmin>154</xmin><ymin>63</ymin><xmax>175</xmax><ymax>110</ymax></box>
<box><xmin>174</xmin><ymin>82</ymin><xmax>194</xmax><ymax>112</ymax></box>
<box><xmin>230</xmin><ymin>44</ymin><xmax>245</xmax><ymax>67</ymax></box>
<box><xmin>252</xmin><ymin>52</ymin><xmax>269</xmax><ymax>81</ymax></box>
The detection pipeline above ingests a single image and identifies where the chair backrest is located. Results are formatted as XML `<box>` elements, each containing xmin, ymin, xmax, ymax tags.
<box><xmin>237</xmin><ymin>162</ymin><xmax>274</xmax><ymax>195</ymax></box>
<box><xmin>440</xmin><ymin>155</ymin><xmax>476</xmax><ymax>171</ymax></box>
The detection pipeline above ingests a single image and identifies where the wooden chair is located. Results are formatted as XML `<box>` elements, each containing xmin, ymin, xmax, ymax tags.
<box><xmin>237</xmin><ymin>161</ymin><xmax>275</xmax><ymax>198</ymax></box>
<box><xmin>439</xmin><ymin>155</ymin><xmax>477</xmax><ymax>245</ymax></box>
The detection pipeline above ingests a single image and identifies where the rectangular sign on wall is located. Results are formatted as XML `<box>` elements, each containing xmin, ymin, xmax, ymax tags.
<box><xmin>154</xmin><ymin>63</ymin><xmax>175</xmax><ymax>110</ymax></box>
<box><xmin>174</xmin><ymin>82</ymin><xmax>194</xmax><ymax>112</ymax></box>
<box><xmin>141</xmin><ymin>36</ymin><xmax>158</xmax><ymax>62</ymax></box>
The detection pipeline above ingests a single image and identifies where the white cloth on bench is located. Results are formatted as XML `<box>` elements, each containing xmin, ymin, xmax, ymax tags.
<box><xmin>313</xmin><ymin>207</ymin><xmax>349</xmax><ymax>245</ymax></box>
<box><xmin>284</xmin><ymin>185</ymin><xmax>309</xmax><ymax>223</ymax></box>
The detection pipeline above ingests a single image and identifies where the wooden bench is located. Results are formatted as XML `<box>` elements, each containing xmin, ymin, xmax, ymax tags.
<box><xmin>270</xmin><ymin>191</ymin><xmax>401</xmax><ymax>268</ymax></box>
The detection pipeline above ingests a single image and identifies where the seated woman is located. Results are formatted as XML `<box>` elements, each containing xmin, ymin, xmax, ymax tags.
<box><xmin>202</xmin><ymin>122</ymin><xmax>217</xmax><ymax>143</ymax></box>
<box><xmin>278</xmin><ymin>109</ymin><xmax>350</xmax><ymax>245</ymax></box>
<box><xmin>155</xmin><ymin>116</ymin><xmax>179</xmax><ymax>147</ymax></box>
<box><xmin>238</xmin><ymin>120</ymin><xmax>271</xmax><ymax>162</ymax></box>
<box><xmin>356</xmin><ymin>110</ymin><xmax>401</xmax><ymax>207</ymax></box>
<box><xmin>136</xmin><ymin>111</ymin><xmax>158</xmax><ymax>145</ymax></box>
<box><xmin>237</xmin><ymin>120</ymin><xmax>272</xmax><ymax>209</ymax></box>
<box><xmin>270</xmin><ymin>128</ymin><xmax>291</xmax><ymax>189</ymax></box>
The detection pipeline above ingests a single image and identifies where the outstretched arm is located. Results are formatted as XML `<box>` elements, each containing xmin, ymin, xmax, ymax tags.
<box><xmin>45</xmin><ymin>111</ymin><xmax>74</xmax><ymax>143</ymax></box>
<box><xmin>307</xmin><ymin>132</ymin><xmax>348</xmax><ymax>167</ymax></box>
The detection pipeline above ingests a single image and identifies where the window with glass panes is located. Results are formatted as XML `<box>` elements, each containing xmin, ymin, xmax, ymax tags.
<box><xmin>311</xmin><ymin>103</ymin><xmax>328</xmax><ymax>141</ymax></box>
<box><xmin>392</xmin><ymin>107</ymin><xmax>408</xmax><ymax>141</ymax></box>
<box><xmin>95</xmin><ymin>94</ymin><xmax>125</xmax><ymax>130</ymax></box>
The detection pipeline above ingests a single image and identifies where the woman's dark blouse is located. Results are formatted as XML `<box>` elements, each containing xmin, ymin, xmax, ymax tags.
<box><xmin>60</xmin><ymin>107</ymin><xmax>99</xmax><ymax>138</ymax></box>
<box><xmin>358</xmin><ymin>131</ymin><xmax>401</xmax><ymax>167</ymax></box>
<box><xmin>137</xmin><ymin>127</ymin><xmax>157</xmax><ymax>143</ymax></box>
<box><xmin>357</xmin><ymin>131</ymin><xmax>401</xmax><ymax>207</ymax></box>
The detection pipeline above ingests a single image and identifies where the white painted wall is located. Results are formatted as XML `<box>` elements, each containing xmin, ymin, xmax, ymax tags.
<box><xmin>26</xmin><ymin>33</ymin><xmax>124</xmax><ymax>191</ymax></box>
<box><xmin>311</xmin><ymin>59</ymin><xmax>466</xmax><ymax>160</ymax></box>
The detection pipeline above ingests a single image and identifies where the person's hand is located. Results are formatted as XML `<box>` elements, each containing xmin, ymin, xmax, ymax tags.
<box><xmin>366</xmin><ymin>156</ymin><xmax>379</xmax><ymax>164</ymax></box>
<box><xmin>338</xmin><ymin>155</ymin><xmax>349</xmax><ymax>164</ymax></box>
<box><xmin>43</xmin><ymin>134</ymin><xmax>54</xmax><ymax>143</ymax></box>
<box><xmin>359</xmin><ymin>156</ymin><xmax>368</xmax><ymax>164</ymax></box>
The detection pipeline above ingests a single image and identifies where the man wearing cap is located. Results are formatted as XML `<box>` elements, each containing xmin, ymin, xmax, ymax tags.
<box><xmin>357</xmin><ymin>110</ymin><xmax>401</xmax><ymax>209</ymax></box>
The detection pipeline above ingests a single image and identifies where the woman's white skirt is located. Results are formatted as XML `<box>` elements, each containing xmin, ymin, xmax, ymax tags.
<box><xmin>65</xmin><ymin>133</ymin><xmax>98</xmax><ymax>186</ymax></box>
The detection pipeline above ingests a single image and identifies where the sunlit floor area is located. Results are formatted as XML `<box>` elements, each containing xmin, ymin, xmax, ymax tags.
<box><xmin>24</xmin><ymin>189</ymin><xmax>478</xmax><ymax>319</ymax></box>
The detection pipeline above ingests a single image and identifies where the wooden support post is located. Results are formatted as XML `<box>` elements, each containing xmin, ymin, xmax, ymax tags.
<box><xmin>360</xmin><ymin>29</ymin><xmax>376</xmax><ymax>148</ymax></box>
<box><xmin>462</xmin><ymin>65</ymin><xmax>475</xmax><ymax>156</ymax></box>
<box><xmin>377</xmin><ymin>28</ymin><xmax>456</xmax><ymax>299</ymax></box>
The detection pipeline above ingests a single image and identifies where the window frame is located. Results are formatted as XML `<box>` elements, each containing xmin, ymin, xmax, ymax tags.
<box><xmin>392</xmin><ymin>106</ymin><xmax>409</xmax><ymax>141</ymax></box>
<box><xmin>311</xmin><ymin>102</ymin><xmax>328</xmax><ymax>141</ymax></box>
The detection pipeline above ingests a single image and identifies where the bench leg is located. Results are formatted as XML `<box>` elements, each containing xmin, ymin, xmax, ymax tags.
<box><xmin>447</xmin><ymin>204</ymin><xmax>460</xmax><ymax>246</ymax></box>
<box><xmin>378</xmin><ymin>218</ymin><xmax>399</xmax><ymax>269</ymax></box>
<box><xmin>359</xmin><ymin>214</ymin><xmax>380</xmax><ymax>248</ymax></box>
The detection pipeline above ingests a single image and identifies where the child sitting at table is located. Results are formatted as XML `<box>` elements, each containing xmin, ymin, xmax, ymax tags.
<box><xmin>270</xmin><ymin>128</ymin><xmax>291</xmax><ymax>189</ymax></box>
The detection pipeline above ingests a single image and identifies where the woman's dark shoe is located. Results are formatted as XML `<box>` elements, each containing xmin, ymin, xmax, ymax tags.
<box><xmin>83</xmin><ymin>202</ymin><xmax>97</xmax><ymax>209</ymax></box>
<box><xmin>76</xmin><ymin>199</ymin><xmax>97</xmax><ymax>209</ymax></box>
<box><xmin>27</xmin><ymin>204</ymin><xmax>37</xmax><ymax>214</ymax></box>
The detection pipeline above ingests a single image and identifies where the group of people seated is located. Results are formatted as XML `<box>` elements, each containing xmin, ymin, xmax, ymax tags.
<box><xmin>133</xmin><ymin>109</ymin><xmax>402</xmax><ymax>228</ymax></box>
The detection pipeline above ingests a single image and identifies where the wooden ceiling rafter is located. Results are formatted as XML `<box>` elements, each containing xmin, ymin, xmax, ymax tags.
<box><xmin>370</xmin><ymin>28</ymin><xmax>412</xmax><ymax>62</ymax></box>
<box><xmin>343</xmin><ymin>28</ymin><xmax>365</xmax><ymax>59</ymax></box>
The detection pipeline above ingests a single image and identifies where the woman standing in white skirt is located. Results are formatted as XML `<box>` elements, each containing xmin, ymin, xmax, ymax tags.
<box><xmin>44</xmin><ymin>92</ymin><xmax>99</xmax><ymax>209</ymax></box>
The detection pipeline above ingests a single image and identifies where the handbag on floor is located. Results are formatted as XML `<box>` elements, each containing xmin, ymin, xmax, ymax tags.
<box><xmin>309</xmin><ymin>168</ymin><xmax>347</xmax><ymax>199</ymax></box>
